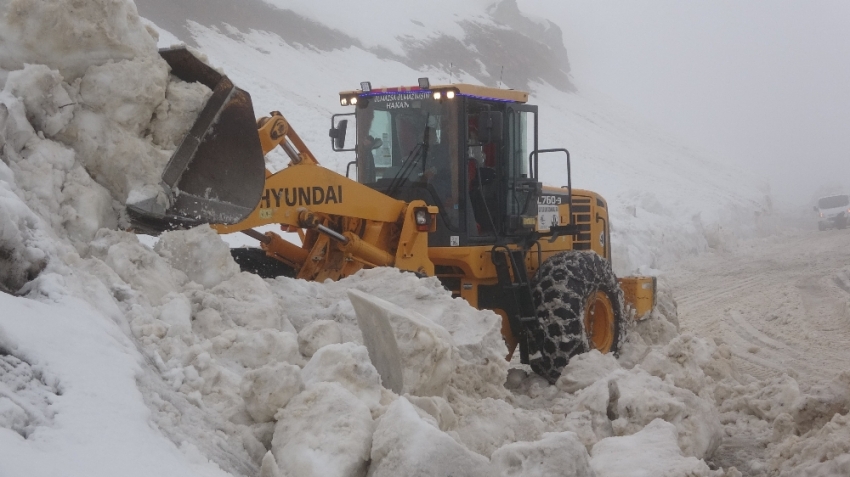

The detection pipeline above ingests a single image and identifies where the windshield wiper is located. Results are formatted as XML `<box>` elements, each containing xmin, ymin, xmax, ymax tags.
<box><xmin>386</xmin><ymin>143</ymin><xmax>423</xmax><ymax>197</ymax></box>
<box><xmin>386</xmin><ymin>116</ymin><xmax>432</xmax><ymax>197</ymax></box>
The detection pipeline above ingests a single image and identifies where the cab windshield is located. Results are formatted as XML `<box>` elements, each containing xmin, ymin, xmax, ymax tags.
<box><xmin>356</xmin><ymin>92</ymin><xmax>459</xmax><ymax>228</ymax></box>
<box><xmin>818</xmin><ymin>195</ymin><xmax>850</xmax><ymax>209</ymax></box>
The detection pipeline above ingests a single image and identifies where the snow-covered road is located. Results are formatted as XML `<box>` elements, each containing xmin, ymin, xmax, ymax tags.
<box><xmin>669</xmin><ymin>226</ymin><xmax>850</xmax><ymax>389</ymax></box>
<box><xmin>665</xmin><ymin>226</ymin><xmax>850</xmax><ymax>475</ymax></box>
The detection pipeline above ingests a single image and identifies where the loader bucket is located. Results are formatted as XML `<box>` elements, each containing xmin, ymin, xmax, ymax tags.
<box><xmin>126</xmin><ymin>47</ymin><xmax>266</xmax><ymax>234</ymax></box>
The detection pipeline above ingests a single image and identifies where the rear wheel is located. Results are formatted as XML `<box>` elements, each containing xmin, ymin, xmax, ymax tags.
<box><xmin>527</xmin><ymin>251</ymin><xmax>626</xmax><ymax>383</ymax></box>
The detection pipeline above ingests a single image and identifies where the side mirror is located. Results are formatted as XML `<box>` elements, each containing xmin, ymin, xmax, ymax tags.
<box><xmin>478</xmin><ymin>111</ymin><xmax>503</xmax><ymax>143</ymax></box>
<box><xmin>329</xmin><ymin>119</ymin><xmax>348</xmax><ymax>150</ymax></box>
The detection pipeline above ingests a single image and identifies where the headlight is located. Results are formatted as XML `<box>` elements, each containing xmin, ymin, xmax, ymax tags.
<box><xmin>350</xmin><ymin>96</ymin><xmax>358</xmax><ymax>105</ymax></box>
<box><xmin>432</xmin><ymin>91</ymin><xmax>442</xmax><ymax>100</ymax></box>
<box><xmin>446</xmin><ymin>90</ymin><xmax>455</xmax><ymax>99</ymax></box>
<box><xmin>415</xmin><ymin>210</ymin><xmax>428</xmax><ymax>225</ymax></box>
<box><xmin>414</xmin><ymin>207</ymin><xmax>432</xmax><ymax>232</ymax></box>
<box><xmin>340</xmin><ymin>97</ymin><xmax>348</xmax><ymax>106</ymax></box>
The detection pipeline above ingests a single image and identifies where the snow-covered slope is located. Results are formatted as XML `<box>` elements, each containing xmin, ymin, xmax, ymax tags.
<box><xmin>1</xmin><ymin>1</ymin><xmax>829</xmax><ymax>477</ymax></box>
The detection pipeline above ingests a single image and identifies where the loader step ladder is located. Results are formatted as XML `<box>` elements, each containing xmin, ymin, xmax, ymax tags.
<box><xmin>491</xmin><ymin>246</ymin><xmax>536</xmax><ymax>364</ymax></box>
<box><xmin>569</xmin><ymin>196</ymin><xmax>593</xmax><ymax>250</ymax></box>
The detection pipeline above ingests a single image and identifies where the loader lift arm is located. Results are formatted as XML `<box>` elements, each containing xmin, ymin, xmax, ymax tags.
<box><xmin>124</xmin><ymin>48</ymin><xmax>437</xmax><ymax>282</ymax></box>
<box><xmin>213</xmin><ymin>111</ymin><xmax>439</xmax><ymax>282</ymax></box>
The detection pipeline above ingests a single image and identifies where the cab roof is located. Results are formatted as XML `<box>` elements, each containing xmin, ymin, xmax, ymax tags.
<box><xmin>339</xmin><ymin>83</ymin><xmax>529</xmax><ymax>104</ymax></box>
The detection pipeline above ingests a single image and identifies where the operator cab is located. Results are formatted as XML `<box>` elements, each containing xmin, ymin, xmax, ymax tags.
<box><xmin>334</xmin><ymin>83</ymin><xmax>542</xmax><ymax>247</ymax></box>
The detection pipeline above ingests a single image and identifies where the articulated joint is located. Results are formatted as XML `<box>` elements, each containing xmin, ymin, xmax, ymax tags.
<box><xmin>297</xmin><ymin>208</ymin><xmax>320</xmax><ymax>229</ymax></box>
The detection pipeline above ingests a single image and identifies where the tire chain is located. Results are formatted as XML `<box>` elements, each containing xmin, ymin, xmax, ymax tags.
<box><xmin>526</xmin><ymin>251</ymin><xmax>625</xmax><ymax>383</ymax></box>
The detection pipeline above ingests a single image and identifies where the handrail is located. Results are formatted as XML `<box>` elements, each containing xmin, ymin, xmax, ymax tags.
<box><xmin>529</xmin><ymin>148</ymin><xmax>572</xmax><ymax>232</ymax></box>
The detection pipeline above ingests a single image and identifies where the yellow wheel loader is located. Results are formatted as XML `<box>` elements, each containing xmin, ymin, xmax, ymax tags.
<box><xmin>129</xmin><ymin>48</ymin><xmax>656</xmax><ymax>383</ymax></box>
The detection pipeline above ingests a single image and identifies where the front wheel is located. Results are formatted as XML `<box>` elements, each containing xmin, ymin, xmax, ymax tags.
<box><xmin>527</xmin><ymin>251</ymin><xmax>626</xmax><ymax>383</ymax></box>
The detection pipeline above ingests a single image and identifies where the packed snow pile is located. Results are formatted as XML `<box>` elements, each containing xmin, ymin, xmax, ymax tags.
<box><xmin>1</xmin><ymin>0</ymin><xmax>218</xmax><ymax>218</ymax></box>
<box><xmin>1</xmin><ymin>1</ymin><xmax>846</xmax><ymax>476</ymax></box>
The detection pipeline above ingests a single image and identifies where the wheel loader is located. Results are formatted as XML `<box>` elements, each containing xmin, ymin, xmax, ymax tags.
<box><xmin>129</xmin><ymin>48</ymin><xmax>656</xmax><ymax>383</ymax></box>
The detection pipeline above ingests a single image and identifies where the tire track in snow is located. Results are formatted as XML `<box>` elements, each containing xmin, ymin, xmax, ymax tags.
<box><xmin>676</xmin><ymin>275</ymin><xmax>768</xmax><ymax>312</ymax></box>
<box><xmin>668</xmin><ymin>228</ymin><xmax>850</xmax><ymax>388</ymax></box>
<box><xmin>722</xmin><ymin>310</ymin><xmax>820</xmax><ymax>382</ymax></box>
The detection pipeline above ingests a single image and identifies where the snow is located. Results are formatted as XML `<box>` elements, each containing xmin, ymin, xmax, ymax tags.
<box><xmin>348</xmin><ymin>288</ymin><xmax>458</xmax><ymax>397</ymax></box>
<box><xmin>591</xmin><ymin>419</ymin><xmax>721</xmax><ymax>477</ymax></box>
<box><xmin>270</xmin><ymin>382</ymin><xmax>374</xmax><ymax>477</ymax></box>
<box><xmin>490</xmin><ymin>431</ymin><xmax>594</xmax><ymax>477</ymax></box>
<box><xmin>300</xmin><ymin>342</ymin><xmax>384</xmax><ymax>413</ymax></box>
<box><xmin>240</xmin><ymin>362</ymin><xmax>303</xmax><ymax>423</ymax></box>
<box><xmin>368</xmin><ymin>397</ymin><xmax>494</xmax><ymax>477</ymax></box>
<box><xmin>0</xmin><ymin>293</ymin><xmax>228</xmax><ymax>477</ymax></box>
<box><xmin>1</xmin><ymin>0</ymin><xmax>848</xmax><ymax>476</ymax></box>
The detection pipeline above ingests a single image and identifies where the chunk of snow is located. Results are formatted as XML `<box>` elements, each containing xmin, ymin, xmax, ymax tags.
<box><xmin>368</xmin><ymin>397</ymin><xmax>494</xmax><ymax>477</ymax></box>
<box><xmin>297</xmin><ymin>319</ymin><xmax>343</xmax><ymax>358</ymax></box>
<box><xmin>155</xmin><ymin>225</ymin><xmax>241</xmax><ymax>289</ymax></box>
<box><xmin>556</xmin><ymin>349</ymin><xmax>621</xmax><ymax>394</ymax></box>
<box><xmin>348</xmin><ymin>288</ymin><xmax>454</xmax><ymax>397</ymax></box>
<box><xmin>591</xmin><ymin>419</ymin><xmax>721</xmax><ymax>477</ymax></box>
<box><xmin>573</xmin><ymin>369</ymin><xmax>722</xmax><ymax>459</ymax></box>
<box><xmin>491</xmin><ymin>431</ymin><xmax>595</xmax><ymax>477</ymax></box>
<box><xmin>300</xmin><ymin>342</ymin><xmax>383</xmax><ymax>412</ymax></box>
<box><xmin>240</xmin><ymin>362</ymin><xmax>303</xmax><ymax>423</ymax></box>
<box><xmin>211</xmin><ymin>328</ymin><xmax>300</xmax><ymax>369</ymax></box>
<box><xmin>271</xmin><ymin>382</ymin><xmax>373</xmax><ymax>477</ymax></box>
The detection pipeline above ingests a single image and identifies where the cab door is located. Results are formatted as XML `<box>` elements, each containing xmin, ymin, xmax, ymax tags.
<box><xmin>504</xmin><ymin>104</ymin><xmax>539</xmax><ymax>237</ymax></box>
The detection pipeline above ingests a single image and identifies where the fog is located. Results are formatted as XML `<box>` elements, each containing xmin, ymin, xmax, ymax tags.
<box><xmin>520</xmin><ymin>0</ymin><xmax>850</xmax><ymax>206</ymax></box>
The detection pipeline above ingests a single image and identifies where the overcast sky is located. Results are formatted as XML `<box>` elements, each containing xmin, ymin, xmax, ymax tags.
<box><xmin>519</xmin><ymin>0</ymin><xmax>850</xmax><ymax>205</ymax></box>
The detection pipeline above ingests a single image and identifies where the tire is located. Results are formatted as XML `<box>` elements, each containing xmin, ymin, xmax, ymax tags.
<box><xmin>527</xmin><ymin>251</ymin><xmax>626</xmax><ymax>383</ymax></box>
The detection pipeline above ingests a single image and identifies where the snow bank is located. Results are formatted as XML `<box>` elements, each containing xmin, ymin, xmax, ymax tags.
<box><xmin>755</xmin><ymin>371</ymin><xmax>850</xmax><ymax>476</ymax></box>
<box><xmin>1</xmin><ymin>1</ymin><xmax>214</xmax><ymax>222</ymax></box>
<box><xmin>0</xmin><ymin>155</ymin><xmax>54</xmax><ymax>293</ymax></box>
<box><xmin>768</xmin><ymin>412</ymin><xmax>850</xmax><ymax>476</ymax></box>
<box><xmin>0</xmin><ymin>0</ymin><xmax>157</xmax><ymax>80</ymax></box>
